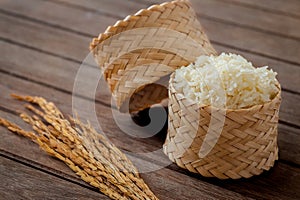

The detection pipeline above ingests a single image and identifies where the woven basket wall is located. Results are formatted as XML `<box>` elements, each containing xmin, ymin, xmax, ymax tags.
<box><xmin>90</xmin><ymin>0</ymin><xmax>216</xmax><ymax>113</ymax></box>
<box><xmin>163</xmin><ymin>73</ymin><xmax>282</xmax><ymax>179</ymax></box>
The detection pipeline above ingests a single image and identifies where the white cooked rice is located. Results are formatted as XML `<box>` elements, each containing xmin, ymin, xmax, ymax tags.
<box><xmin>173</xmin><ymin>53</ymin><xmax>279</xmax><ymax>109</ymax></box>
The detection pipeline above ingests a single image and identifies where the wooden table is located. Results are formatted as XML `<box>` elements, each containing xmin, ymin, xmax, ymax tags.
<box><xmin>0</xmin><ymin>0</ymin><xmax>299</xmax><ymax>199</ymax></box>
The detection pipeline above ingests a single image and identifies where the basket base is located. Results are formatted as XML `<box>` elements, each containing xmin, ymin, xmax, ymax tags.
<box><xmin>163</xmin><ymin>141</ymin><xmax>279</xmax><ymax>179</ymax></box>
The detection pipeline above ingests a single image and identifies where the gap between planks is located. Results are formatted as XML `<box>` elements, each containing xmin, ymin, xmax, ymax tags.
<box><xmin>0</xmin><ymin>154</ymin><xmax>110</xmax><ymax>199</ymax></box>
<box><xmin>0</xmin><ymin>8</ymin><xmax>92</xmax><ymax>38</ymax></box>
<box><xmin>0</xmin><ymin>150</ymin><xmax>100</xmax><ymax>193</ymax></box>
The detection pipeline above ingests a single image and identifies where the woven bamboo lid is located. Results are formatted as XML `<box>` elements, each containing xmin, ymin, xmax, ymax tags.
<box><xmin>90</xmin><ymin>0</ymin><xmax>216</xmax><ymax>113</ymax></box>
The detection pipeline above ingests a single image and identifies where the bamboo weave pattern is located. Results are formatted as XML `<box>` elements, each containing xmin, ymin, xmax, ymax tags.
<box><xmin>90</xmin><ymin>0</ymin><xmax>216</xmax><ymax>112</ymax></box>
<box><xmin>163</xmin><ymin>73</ymin><xmax>281</xmax><ymax>179</ymax></box>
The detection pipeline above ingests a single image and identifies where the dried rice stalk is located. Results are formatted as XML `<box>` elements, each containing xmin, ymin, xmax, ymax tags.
<box><xmin>0</xmin><ymin>94</ymin><xmax>158</xmax><ymax>200</ymax></box>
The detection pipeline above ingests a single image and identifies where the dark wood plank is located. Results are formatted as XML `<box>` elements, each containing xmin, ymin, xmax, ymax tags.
<box><xmin>191</xmin><ymin>0</ymin><xmax>300</xmax><ymax>39</ymax></box>
<box><xmin>0</xmin><ymin>0</ymin><xmax>113</xmax><ymax>36</ymax></box>
<box><xmin>0</xmin><ymin>11</ymin><xmax>90</xmax><ymax>62</ymax></box>
<box><xmin>138</xmin><ymin>0</ymin><xmax>300</xmax><ymax>19</ymax></box>
<box><xmin>0</xmin><ymin>156</ymin><xmax>110</xmax><ymax>200</ymax></box>
<box><xmin>277</xmin><ymin>124</ymin><xmax>300</xmax><ymax>165</ymax></box>
<box><xmin>58</xmin><ymin>0</ymin><xmax>300</xmax><ymax>40</ymax></box>
<box><xmin>51</xmin><ymin>0</ymin><xmax>146</xmax><ymax>18</ymax></box>
<box><xmin>171</xmin><ymin>161</ymin><xmax>300</xmax><ymax>200</ymax></box>
<box><xmin>201</xmin><ymin>16</ymin><xmax>300</xmax><ymax>65</ymax></box>
<box><xmin>279</xmin><ymin>90</ymin><xmax>300</xmax><ymax>125</ymax></box>
<box><xmin>0</xmin><ymin>40</ymin><xmax>103</xmax><ymax>105</ymax></box>
<box><xmin>137</xmin><ymin>0</ymin><xmax>300</xmax><ymax>39</ymax></box>
<box><xmin>0</xmin><ymin>70</ymin><xmax>300</xmax><ymax>200</ymax></box>
<box><xmin>1</xmin><ymin>0</ymin><xmax>300</xmax><ymax>65</ymax></box>
<box><xmin>222</xmin><ymin>0</ymin><xmax>300</xmax><ymax>18</ymax></box>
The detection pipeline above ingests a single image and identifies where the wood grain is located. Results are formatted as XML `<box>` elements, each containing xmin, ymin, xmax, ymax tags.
<box><xmin>0</xmin><ymin>9</ymin><xmax>90</xmax><ymax>61</ymax></box>
<box><xmin>58</xmin><ymin>0</ymin><xmax>300</xmax><ymax>39</ymax></box>
<box><xmin>170</xmin><ymin>161</ymin><xmax>300</xmax><ymax>200</ymax></box>
<box><xmin>223</xmin><ymin>0</ymin><xmax>300</xmax><ymax>18</ymax></box>
<box><xmin>0</xmin><ymin>156</ymin><xmax>110</xmax><ymax>200</ymax></box>
<box><xmin>152</xmin><ymin>0</ymin><xmax>300</xmax><ymax>38</ymax></box>
<box><xmin>0</xmin><ymin>0</ymin><xmax>112</xmax><ymax>36</ymax></box>
<box><xmin>191</xmin><ymin>0</ymin><xmax>300</xmax><ymax>39</ymax></box>
<box><xmin>277</xmin><ymin>124</ymin><xmax>300</xmax><ymax>165</ymax></box>
<box><xmin>52</xmin><ymin>0</ymin><xmax>147</xmax><ymax>18</ymax></box>
<box><xmin>136</xmin><ymin>0</ymin><xmax>300</xmax><ymax>19</ymax></box>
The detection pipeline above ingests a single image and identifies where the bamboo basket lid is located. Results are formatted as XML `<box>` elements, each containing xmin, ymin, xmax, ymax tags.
<box><xmin>90</xmin><ymin>0</ymin><xmax>216</xmax><ymax>113</ymax></box>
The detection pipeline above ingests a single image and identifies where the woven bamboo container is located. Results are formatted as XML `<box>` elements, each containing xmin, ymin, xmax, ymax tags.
<box><xmin>163</xmin><ymin>73</ymin><xmax>282</xmax><ymax>179</ymax></box>
<box><xmin>90</xmin><ymin>0</ymin><xmax>216</xmax><ymax>113</ymax></box>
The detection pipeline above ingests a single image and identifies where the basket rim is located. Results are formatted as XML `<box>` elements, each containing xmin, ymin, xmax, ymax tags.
<box><xmin>169</xmin><ymin>71</ymin><xmax>281</xmax><ymax>112</ymax></box>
